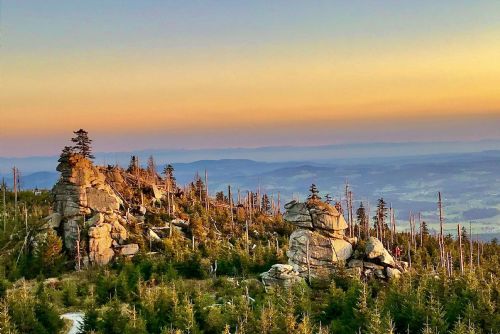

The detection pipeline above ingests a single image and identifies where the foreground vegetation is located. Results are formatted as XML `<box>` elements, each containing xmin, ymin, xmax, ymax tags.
<box><xmin>0</xmin><ymin>185</ymin><xmax>498</xmax><ymax>333</ymax></box>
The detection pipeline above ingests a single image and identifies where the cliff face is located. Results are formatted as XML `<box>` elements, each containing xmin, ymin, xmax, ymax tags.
<box><xmin>52</xmin><ymin>154</ymin><xmax>137</xmax><ymax>265</ymax></box>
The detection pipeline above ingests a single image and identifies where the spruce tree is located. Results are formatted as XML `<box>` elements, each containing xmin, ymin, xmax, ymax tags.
<box><xmin>356</xmin><ymin>203</ymin><xmax>366</xmax><ymax>226</ymax></box>
<box><xmin>261</xmin><ymin>194</ymin><xmax>271</xmax><ymax>214</ymax></box>
<box><xmin>0</xmin><ymin>302</ymin><xmax>18</xmax><ymax>334</ymax></box>
<box><xmin>58</xmin><ymin>145</ymin><xmax>75</xmax><ymax>163</ymax></box>
<box><xmin>71</xmin><ymin>129</ymin><xmax>94</xmax><ymax>159</ymax></box>
<box><xmin>325</xmin><ymin>193</ymin><xmax>333</xmax><ymax>204</ymax></box>
<box><xmin>163</xmin><ymin>164</ymin><xmax>176</xmax><ymax>190</ymax></box>
<box><xmin>308</xmin><ymin>184</ymin><xmax>321</xmax><ymax>201</ymax></box>
<box><xmin>147</xmin><ymin>155</ymin><xmax>157</xmax><ymax>178</ymax></box>
<box><xmin>373</xmin><ymin>198</ymin><xmax>388</xmax><ymax>235</ymax></box>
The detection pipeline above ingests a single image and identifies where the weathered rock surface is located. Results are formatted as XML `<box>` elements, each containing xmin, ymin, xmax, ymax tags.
<box><xmin>283</xmin><ymin>201</ymin><xmax>313</xmax><ymax>229</ymax></box>
<box><xmin>120</xmin><ymin>243</ymin><xmax>139</xmax><ymax>256</ymax></box>
<box><xmin>263</xmin><ymin>195</ymin><xmax>407</xmax><ymax>286</ymax></box>
<box><xmin>53</xmin><ymin>154</ymin><xmax>123</xmax><ymax>250</ymax></box>
<box><xmin>284</xmin><ymin>199</ymin><xmax>348</xmax><ymax>233</ymax></box>
<box><xmin>280</xmin><ymin>198</ymin><xmax>354</xmax><ymax>280</ymax></box>
<box><xmin>52</xmin><ymin>153</ymin><xmax>160</xmax><ymax>266</ymax></box>
<box><xmin>365</xmin><ymin>237</ymin><xmax>395</xmax><ymax>267</ymax></box>
<box><xmin>287</xmin><ymin>229</ymin><xmax>353</xmax><ymax>279</ymax></box>
<box><xmin>260</xmin><ymin>264</ymin><xmax>304</xmax><ymax>288</ymax></box>
<box><xmin>309</xmin><ymin>201</ymin><xmax>348</xmax><ymax>233</ymax></box>
<box><xmin>88</xmin><ymin>224</ymin><xmax>114</xmax><ymax>265</ymax></box>
<box><xmin>386</xmin><ymin>267</ymin><xmax>402</xmax><ymax>279</ymax></box>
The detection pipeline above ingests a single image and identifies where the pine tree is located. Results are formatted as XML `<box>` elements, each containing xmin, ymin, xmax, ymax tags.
<box><xmin>0</xmin><ymin>302</ymin><xmax>18</xmax><ymax>334</ymax></box>
<box><xmin>71</xmin><ymin>129</ymin><xmax>94</xmax><ymax>159</ymax></box>
<box><xmin>356</xmin><ymin>203</ymin><xmax>367</xmax><ymax>228</ymax></box>
<box><xmin>325</xmin><ymin>193</ymin><xmax>333</xmax><ymax>204</ymax></box>
<box><xmin>58</xmin><ymin>146</ymin><xmax>75</xmax><ymax>163</ymax></box>
<box><xmin>79</xmin><ymin>304</ymin><xmax>99</xmax><ymax>334</ymax></box>
<box><xmin>366</xmin><ymin>305</ymin><xmax>384</xmax><ymax>334</ymax></box>
<box><xmin>128</xmin><ymin>156</ymin><xmax>139</xmax><ymax>173</ymax></box>
<box><xmin>163</xmin><ymin>164</ymin><xmax>177</xmax><ymax>191</ymax></box>
<box><xmin>215</xmin><ymin>191</ymin><xmax>225</xmax><ymax>202</ymax></box>
<box><xmin>36</xmin><ymin>230</ymin><xmax>64</xmax><ymax>276</ymax></box>
<box><xmin>421</xmin><ymin>221</ymin><xmax>430</xmax><ymax>236</ymax></box>
<box><xmin>308</xmin><ymin>184</ymin><xmax>321</xmax><ymax>201</ymax></box>
<box><xmin>373</xmin><ymin>198</ymin><xmax>388</xmax><ymax>237</ymax></box>
<box><xmin>449</xmin><ymin>318</ymin><xmax>468</xmax><ymax>334</ymax></box>
<box><xmin>261</xmin><ymin>194</ymin><xmax>271</xmax><ymax>214</ymax></box>
<box><xmin>147</xmin><ymin>155</ymin><xmax>157</xmax><ymax>179</ymax></box>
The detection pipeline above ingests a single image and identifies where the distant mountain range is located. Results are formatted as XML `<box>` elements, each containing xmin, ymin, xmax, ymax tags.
<box><xmin>1</xmin><ymin>143</ymin><xmax>499</xmax><ymax>240</ymax></box>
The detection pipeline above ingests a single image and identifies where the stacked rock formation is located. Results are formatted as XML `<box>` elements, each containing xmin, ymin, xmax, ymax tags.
<box><xmin>52</xmin><ymin>154</ymin><xmax>138</xmax><ymax>265</ymax></box>
<box><xmin>261</xmin><ymin>194</ymin><xmax>407</xmax><ymax>287</ymax></box>
<box><xmin>282</xmin><ymin>198</ymin><xmax>355</xmax><ymax>280</ymax></box>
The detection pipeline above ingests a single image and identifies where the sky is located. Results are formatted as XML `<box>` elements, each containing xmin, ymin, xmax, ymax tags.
<box><xmin>1</xmin><ymin>1</ymin><xmax>500</xmax><ymax>157</ymax></box>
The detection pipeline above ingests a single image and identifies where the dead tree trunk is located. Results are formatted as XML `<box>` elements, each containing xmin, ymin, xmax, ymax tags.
<box><xmin>76</xmin><ymin>225</ymin><xmax>81</xmax><ymax>271</ymax></box>
<box><xmin>277</xmin><ymin>192</ymin><xmax>281</xmax><ymax>215</ymax></box>
<box><xmin>228</xmin><ymin>185</ymin><xmax>234</xmax><ymax>225</ymax></box>
<box><xmin>245</xmin><ymin>220</ymin><xmax>249</xmax><ymax>255</ymax></box>
<box><xmin>306</xmin><ymin>239</ymin><xmax>311</xmax><ymax>284</ymax></box>
<box><xmin>407</xmin><ymin>240</ymin><xmax>411</xmax><ymax>269</ymax></box>
<box><xmin>469</xmin><ymin>221</ymin><xmax>473</xmax><ymax>270</ymax></box>
<box><xmin>2</xmin><ymin>178</ymin><xmax>6</xmax><ymax>232</ymax></box>
<box><xmin>13</xmin><ymin>167</ymin><xmax>18</xmax><ymax>223</ymax></box>
<box><xmin>349</xmin><ymin>191</ymin><xmax>354</xmax><ymax>239</ymax></box>
<box><xmin>438</xmin><ymin>192</ymin><xmax>445</xmax><ymax>268</ymax></box>
<box><xmin>419</xmin><ymin>213</ymin><xmax>423</xmax><ymax>248</ymax></box>
<box><xmin>458</xmin><ymin>224</ymin><xmax>464</xmax><ymax>274</ymax></box>
<box><xmin>205</xmin><ymin>169</ymin><xmax>209</xmax><ymax>213</ymax></box>
<box><xmin>389</xmin><ymin>205</ymin><xmax>394</xmax><ymax>249</ymax></box>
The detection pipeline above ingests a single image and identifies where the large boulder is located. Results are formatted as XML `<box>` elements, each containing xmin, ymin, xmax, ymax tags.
<box><xmin>308</xmin><ymin>200</ymin><xmax>348</xmax><ymax>233</ymax></box>
<box><xmin>386</xmin><ymin>267</ymin><xmax>402</xmax><ymax>280</ymax></box>
<box><xmin>287</xmin><ymin>229</ymin><xmax>352</xmax><ymax>279</ymax></box>
<box><xmin>283</xmin><ymin>201</ymin><xmax>313</xmax><ymax>228</ymax></box>
<box><xmin>365</xmin><ymin>237</ymin><xmax>395</xmax><ymax>267</ymax></box>
<box><xmin>88</xmin><ymin>224</ymin><xmax>114</xmax><ymax>265</ymax></box>
<box><xmin>120</xmin><ymin>243</ymin><xmax>139</xmax><ymax>256</ymax></box>
<box><xmin>260</xmin><ymin>264</ymin><xmax>303</xmax><ymax>288</ymax></box>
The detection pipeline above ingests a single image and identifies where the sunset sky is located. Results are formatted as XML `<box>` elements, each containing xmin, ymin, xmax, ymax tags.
<box><xmin>2</xmin><ymin>1</ymin><xmax>500</xmax><ymax>157</ymax></box>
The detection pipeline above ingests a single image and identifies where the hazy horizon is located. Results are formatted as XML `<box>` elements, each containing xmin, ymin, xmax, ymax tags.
<box><xmin>2</xmin><ymin>1</ymin><xmax>500</xmax><ymax>156</ymax></box>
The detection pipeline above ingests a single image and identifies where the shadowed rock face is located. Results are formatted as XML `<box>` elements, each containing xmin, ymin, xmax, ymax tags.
<box><xmin>283</xmin><ymin>201</ymin><xmax>313</xmax><ymax>228</ymax></box>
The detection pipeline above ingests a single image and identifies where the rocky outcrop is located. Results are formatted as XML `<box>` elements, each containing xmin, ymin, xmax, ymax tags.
<box><xmin>283</xmin><ymin>199</ymin><xmax>354</xmax><ymax>280</ymax></box>
<box><xmin>52</xmin><ymin>154</ymin><xmax>145</xmax><ymax>265</ymax></box>
<box><xmin>53</xmin><ymin>154</ymin><xmax>122</xmax><ymax>251</ymax></box>
<box><xmin>260</xmin><ymin>264</ymin><xmax>304</xmax><ymax>288</ymax></box>
<box><xmin>262</xmin><ymin>192</ymin><xmax>407</xmax><ymax>288</ymax></box>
